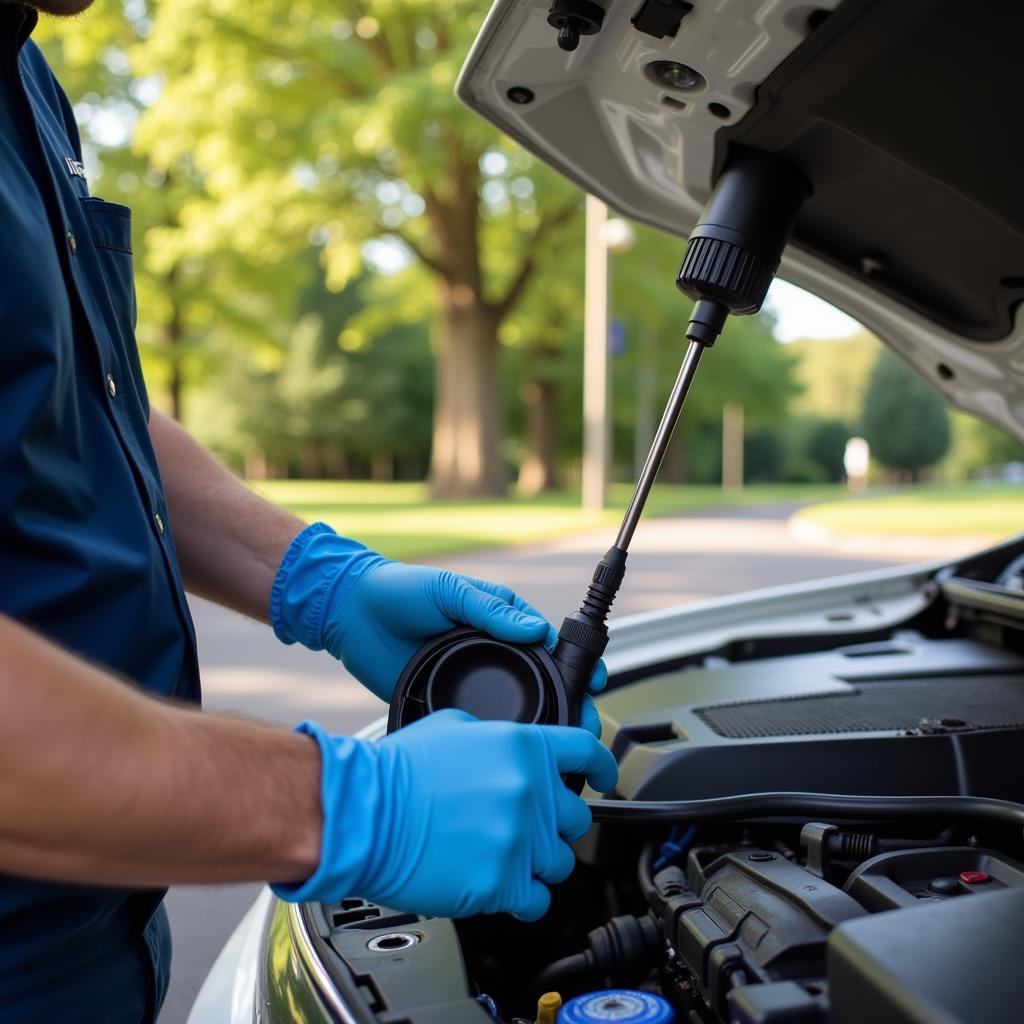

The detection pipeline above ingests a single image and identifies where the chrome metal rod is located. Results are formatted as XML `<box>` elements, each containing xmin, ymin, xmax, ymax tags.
<box><xmin>614</xmin><ymin>339</ymin><xmax>705</xmax><ymax>551</ymax></box>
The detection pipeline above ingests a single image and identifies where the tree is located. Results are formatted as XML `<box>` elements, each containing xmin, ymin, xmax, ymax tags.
<box><xmin>307</xmin><ymin>268</ymin><xmax>435</xmax><ymax>475</ymax></box>
<box><xmin>943</xmin><ymin>411</ymin><xmax>1024</xmax><ymax>479</ymax></box>
<box><xmin>805</xmin><ymin>417</ymin><xmax>851</xmax><ymax>482</ymax></box>
<box><xmin>862</xmin><ymin>350</ymin><xmax>951</xmax><ymax>479</ymax></box>
<box><xmin>788</xmin><ymin>331</ymin><xmax>882</xmax><ymax>422</ymax></box>
<box><xmin>499</xmin><ymin>219</ymin><xmax>585</xmax><ymax>493</ymax></box>
<box><xmin>37</xmin><ymin>6</ymin><xmax>306</xmax><ymax>423</ymax></box>
<box><xmin>127</xmin><ymin>0</ymin><xmax>582</xmax><ymax>497</ymax></box>
<box><xmin>607</xmin><ymin>225</ymin><xmax>801</xmax><ymax>483</ymax></box>
<box><xmin>189</xmin><ymin>264</ymin><xmax>435</xmax><ymax>478</ymax></box>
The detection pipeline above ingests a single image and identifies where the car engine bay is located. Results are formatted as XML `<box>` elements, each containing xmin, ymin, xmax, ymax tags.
<box><xmin>258</xmin><ymin>0</ymin><xmax>1024</xmax><ymax>1014</ymax></box>
<box><xmin>293</xmin><ymin>539</ymin><xmax>1024</xmax><ymax>1024</ymax></box>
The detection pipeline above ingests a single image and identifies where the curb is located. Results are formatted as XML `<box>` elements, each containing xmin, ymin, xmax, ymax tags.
<box><xmin>787</xmin><ymin>514</ymin><xmax>994</xmax><ymax>560</ymax></box>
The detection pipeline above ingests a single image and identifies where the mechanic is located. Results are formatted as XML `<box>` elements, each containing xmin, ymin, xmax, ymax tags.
<box><xmin>0</xmin><ymin>1</ymin><xmax>618</xmax><ymax>1020</ymax></box>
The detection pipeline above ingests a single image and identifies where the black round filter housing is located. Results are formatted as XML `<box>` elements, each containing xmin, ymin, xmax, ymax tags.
<box><xmin>387</xmin><ymin>627</ymin><xmax>569</xmax><ymax>732</ymax></box>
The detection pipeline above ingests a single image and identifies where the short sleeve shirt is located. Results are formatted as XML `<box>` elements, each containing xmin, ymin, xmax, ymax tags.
<box><xmin>0</xmin><ymin>4</ymin><xmax>199</xmax><ymax>996</ymax></box>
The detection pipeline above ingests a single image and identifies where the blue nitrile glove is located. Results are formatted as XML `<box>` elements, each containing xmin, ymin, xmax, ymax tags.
<box><xmin>273</xmin><ymin>709</ymin><xmax>619</xmax><ymax>920</ymax></box>
<box><xmin>270</xmin><ymin>523</ymin><xmax>607</xmax><ymax>735</ymax></box>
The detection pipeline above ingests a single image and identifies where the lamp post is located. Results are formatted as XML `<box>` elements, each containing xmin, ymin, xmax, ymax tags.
<box><xmin>634</xmin><ymin>324</ymin><xmax>656</xmax><ymax>480</ymax></box>
<box><xmin>582</xmin><ymin>196</ymin><xmax>635</xmax><ymax>511</ymax></box>
<box><xmin>722</xmin><ymin>402</ymin><xmax>744</xmax><ymax>490</ymax></box>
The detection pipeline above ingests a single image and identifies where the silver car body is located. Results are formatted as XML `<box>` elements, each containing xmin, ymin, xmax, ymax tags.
<box><xmin>187</xmin><ymin>554</ymin><xmax>948</xmax><ymax>1024</ymax></box>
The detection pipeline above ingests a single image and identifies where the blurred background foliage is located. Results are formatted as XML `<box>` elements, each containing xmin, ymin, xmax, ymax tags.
<box><xmin>36</xmin><ymin>0</ymin><xmax>1022</xmax><ymax>497</ymax></box>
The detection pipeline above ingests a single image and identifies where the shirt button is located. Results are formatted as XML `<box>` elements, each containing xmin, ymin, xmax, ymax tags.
<box><xmin>106</xmin><ymin>374</ymin><xmax>117</xmax><ymax>398</ymax></box>
<box><xmin>67</xmin><ymin>231</ymin><xmax>77</xmax><ymax>255</ymax></box>
<box><xmin>154</xmin><ymin>513</ymin><xmax>165</xmax><ymax>536</ymax></box>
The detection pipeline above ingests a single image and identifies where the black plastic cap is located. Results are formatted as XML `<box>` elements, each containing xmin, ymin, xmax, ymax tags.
<box><xmin>548</xmin><ymin>0</ymin><xmax>605</xmax><ymax>51</ymax></box>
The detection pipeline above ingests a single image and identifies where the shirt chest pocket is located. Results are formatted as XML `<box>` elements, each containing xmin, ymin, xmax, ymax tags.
<box><xmin>81</xmin><ymin>197</ymin><xmax>137</xmax><ymax>330</ymax></box>
<box><xmin>80</xmin><ymin>197</ymin><xmax>149</xmax><ymax>411</ymax></box>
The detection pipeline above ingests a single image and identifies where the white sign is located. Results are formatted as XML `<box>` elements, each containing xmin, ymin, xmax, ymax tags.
<box><xmin>844</xmin><ymin>437</ymin><xmax>870</xmax><ymax>480</ymax></box>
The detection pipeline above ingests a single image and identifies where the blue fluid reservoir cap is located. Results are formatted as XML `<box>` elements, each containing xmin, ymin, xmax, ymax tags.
<box><xmin>558</xmin><ymin>991</ymin><xmax>674</xmax><ymax>1024</ymax></box>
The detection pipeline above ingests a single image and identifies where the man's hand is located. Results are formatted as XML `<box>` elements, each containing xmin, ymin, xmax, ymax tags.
<box><xmin>270</xmin><ymin>524</ymin><xmax>606</xmax><ymax>733</ymax></box>
<box><xmin>325</xmin><ymin>563</ymin><xmax>547</xmax><ymax>694</ymax></box>
<box><xmin>147</xmin><ymin>419</ymin><xmax>605</xmax><ymax>729</ymax></box>
<box><xmin>274</xmin><ymin>709</ymin><xmax>618</xmax><ymax>920</ymax></box>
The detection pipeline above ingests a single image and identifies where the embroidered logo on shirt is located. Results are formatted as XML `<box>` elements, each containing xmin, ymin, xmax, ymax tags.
<box><xmin>65</xmin><ymin>157</ymin><xmax>86</xmax><ymax>180</ymax></box>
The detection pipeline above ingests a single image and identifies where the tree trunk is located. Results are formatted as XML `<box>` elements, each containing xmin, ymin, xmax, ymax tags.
<box><xmin>244</xmin><ymin>448</ymin><xmax>267</xmax><ymax>480</ymax></box>
<box><xmin>721</xmin><ymin>402</ymin><xmax>744</xmax><ymax>490</ymax></box>
<box><xmin>300</xmin><ymin>441</ymin><xmax>320</xmax><ymax>480</ymax></box>
<box><xmin>167</xmin><ymin>358</ymin><xmax>183</xmax><ymax>421</ymax></box>
<box><xmin>518</xmin><ymin>377</ymin><xmax>559</xmax><ymax>495</ymax></box>
<box><xmin>666</xmin><ymin>429</ymin><xmax>687</xmax><ymax>484</ymax></box>
<box><xmin>163</xmin><ymin>295</ymin><xmax>184</xmax><ymax>421</ymax></box>
<box><xmin>159</xmin><ymin>203</ymin><xmax>184</xmax><ymax>420</ymax></box>
<box><xmin>372</xmin><ymin>453</ymin><xmax>394</xmax><ymax>481</ymax></box>
<box><xmin>324</xmin><ymin>448</ymin><xmax>349</xmax><ymax>481</ymax></box>
<box><xmin>429</xmin><ymin>286</ymin><xmax>506</xmax><ymax>498</ymax></box>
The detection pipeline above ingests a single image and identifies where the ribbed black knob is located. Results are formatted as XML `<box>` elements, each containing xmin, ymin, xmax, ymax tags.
<box><xmin>678</xmin><ymin>236</ymin><xmax>775</xmax><ymax>316</ymax></box>
<box><xmin>677</xmin><ymin>149</ymin><xmax>810</xmax><ymax>317</ymax></box>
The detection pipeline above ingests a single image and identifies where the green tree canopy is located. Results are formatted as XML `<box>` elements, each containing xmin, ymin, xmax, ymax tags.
<box><xmin>787</xmin><ymin>331</ymin><xmax>881</xmax><ymax>422</ymax></box>
<box><xmin>862</xmin><ymin>350</ymin><xmax>951</xmax><ymax>478</ymax></box>
<box><xmin>608</xmin><ymin>225</ymin><xmax>801</xmax><ymax>482</ymax></box>
<box><xmin>38</xmin><ymin>1</ymin><xmax>807</xmax><ymax>490</ymax></box>
<box><xmin>805</xmin><ymin>417</ymin><xmax>852</xmax><ymax>483</ymax></box>
<box><xmin>37</xmin><ymin>4</ymin><xmax>309</xmax><ymax>421</ymax></box>
<box><xmin>189</xmin><ymin>263</ymin><xmax>434</xmax><ymax>477</ymax></box>
<box><xmin>126</xmin><ymin>0</ymin><xmax>583</xmax><ymax>496</ymax></box>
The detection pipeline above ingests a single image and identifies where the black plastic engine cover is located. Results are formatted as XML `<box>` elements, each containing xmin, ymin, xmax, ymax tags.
<box><xmin>827</xmin><ymin>887</ymin><xmax>1024</xmax><ymax>1023</ymax></box>
<box><xmin>597</xmin><ymin>637</ymin><xmax>1024</xmax><ymax>803</ymax></box>
<box><xmin>655</xmin><ymin>843</ymin><xmax>1024</xmax><ymax>1024</ymax></box>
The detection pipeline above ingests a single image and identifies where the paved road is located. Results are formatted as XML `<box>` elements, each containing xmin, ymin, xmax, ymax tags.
<box><xmin>159</xmin><ymin>503</ymin><xmax>960</xmax><ymax>1023</ymax></box>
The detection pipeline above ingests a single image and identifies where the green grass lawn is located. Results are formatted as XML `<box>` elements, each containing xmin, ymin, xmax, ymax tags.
<box><xmin>793</xmin><ymin>484</ymin><xmax>1023</xmax><ymax>540</ymax></box>
<box><xmin>253</xmin><ymin>480</ymin><xmax>842</xmax><ymax>560</ymax></box>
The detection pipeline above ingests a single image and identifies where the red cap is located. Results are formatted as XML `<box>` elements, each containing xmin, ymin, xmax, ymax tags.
<box><xmin>959</xmin><ymin>870</ymin><xmax>991</xmax><ymax>885</ymax></box>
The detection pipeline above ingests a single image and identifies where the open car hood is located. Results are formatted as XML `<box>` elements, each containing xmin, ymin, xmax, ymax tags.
<box><xmin>457</xmin><ymin>0</ymin><xmax>1024</xmax><ymax>442</ymax></box>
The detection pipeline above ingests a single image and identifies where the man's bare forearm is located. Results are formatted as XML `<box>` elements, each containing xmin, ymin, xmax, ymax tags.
<box><xmin>149</xmin><ymin>409</ymin><xmax>305</xmax><ymax>622</ymax></box>
<box><xmin>0</xmin><ymin>616</ymin><xmax>321</xmax><ymax>887</ymax></box>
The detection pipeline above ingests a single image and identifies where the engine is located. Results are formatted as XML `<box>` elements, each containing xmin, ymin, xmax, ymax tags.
<box><xmin>624</xmin><ymin>829</ymin><xmax>1023</xmax><ymax>1022</ymax></box>
<box><xmin>306</xmin><ymin>542</ymin><xmax>1024</xmax><ymax>1024</ymax></box>
<box><xmin>311</xmin><ymin>815</ymin><xmax>1024</xmax><ymax>1024</ymax></box>
<box><xmin>453</xmin><ymin>818</ymin><xmax>1024</xmax><ymax>1024</ymax></box>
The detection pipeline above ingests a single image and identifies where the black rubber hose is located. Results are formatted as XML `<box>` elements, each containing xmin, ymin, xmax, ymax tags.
<box><xmin>637</xmin><ymin>841</ymin><xmax>658</xmax><ymax>902</ymax></box>
<box><xmin>587</xmin><ymin>793</ymin><xmax>1024</xmax><ymax>832</ymax></box>
<box><xmin>531</xmin><ymin>953</ymin><xmax>591</xmax><ymax>999</ymax></box>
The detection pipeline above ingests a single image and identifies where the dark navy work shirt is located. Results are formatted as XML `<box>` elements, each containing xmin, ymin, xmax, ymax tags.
<box><xmin>1</xmin><ymin>4</ymin><xmax>199</xmax><ymax>1005</ymax></box>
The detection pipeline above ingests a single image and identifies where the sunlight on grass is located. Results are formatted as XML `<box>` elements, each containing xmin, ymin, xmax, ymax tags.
<box><xmin>794</xmin><ymin>484</ymin><xmax>1023</xmax><ymax>540</ymax></box>
<box><xmin>252</xmin><ymin>481</ymin><xmax>843</xmax><ymax>560</ymax></box>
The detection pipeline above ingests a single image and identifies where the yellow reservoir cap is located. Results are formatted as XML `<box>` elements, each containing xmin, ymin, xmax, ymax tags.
<box><xmin>537</xmin><ymin>991</ymin><xmax>562</xmax><ymax>1024</ymax></box>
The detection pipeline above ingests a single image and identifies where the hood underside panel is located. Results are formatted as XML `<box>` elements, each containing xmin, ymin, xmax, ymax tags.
<box><xmin>717</xmin><ymin>0</ymin><xmax>1024</xmax><ymax>342</ymax></box>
